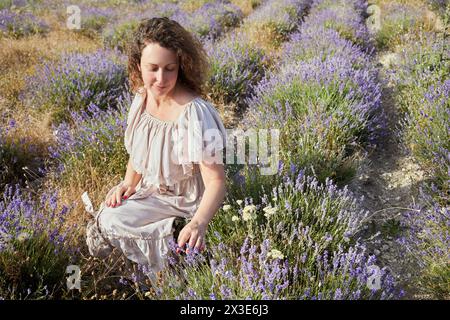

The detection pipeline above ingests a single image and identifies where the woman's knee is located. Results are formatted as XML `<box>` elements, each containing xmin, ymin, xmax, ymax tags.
<box><xmin>98</xmin><ymin>203</ymin><xmax>130</xmax><ymax>232</ymax></box>
<box><xmin>98</xmin><ymin>206</ymin><xmax>116</xmax><ymax>232</ymax></box>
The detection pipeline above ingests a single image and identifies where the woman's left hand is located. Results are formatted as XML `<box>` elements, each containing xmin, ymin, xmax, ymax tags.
<box><xmin>177</xmin><ymin>220</ymin><xmax>207</xmax><ymax>253</ymax></box>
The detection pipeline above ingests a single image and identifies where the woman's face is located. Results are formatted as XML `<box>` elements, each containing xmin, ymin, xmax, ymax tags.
<box><xmin>138</xmin><ymin>42</ymin><xmax>179</xmax><ymax>98</ymax></box>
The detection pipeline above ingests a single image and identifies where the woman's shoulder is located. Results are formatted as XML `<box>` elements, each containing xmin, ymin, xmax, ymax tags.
<box><xmin>187</xmin><ymin>96</ymin><xmax>221</xmax><ymax>118</ymax></box>
<box><xmin>185</xmin><ymin>97</ymin><xmax>225</xmax><ymax>132</ymax></box>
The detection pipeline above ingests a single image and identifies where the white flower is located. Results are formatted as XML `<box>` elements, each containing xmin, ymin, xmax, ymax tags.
<box><xmin>17</xmin><ymin>232</ymin><xmax>30</xmax><ymax>242</ymax></box>
<box><xmin>242</xmin><ymin>205</ymin><xmax>257</xmax><ymax>221</ymax></box>
<box><xmin>267</xmin><ymin>249</ymin><xmax>284</xmax><ymax>260</ymax></box>
<box><xmin>222</xmin><ymin>204</ymin><xmax>232</xmax><ymax>211</ymax></box>
<box><xmin>236</xmin><ymin>200</ymin><xmax>243</xmax><ymax>206</ymax></box>
<box><xmin>263</xmin><ymin>205</ymin><xmax>278</xmax><ymax>218</ymax></box>
<box><xmin>231</xmin><ymin>215</ymin><xmax>240</xmax><ymax>222</ymax></box>
<box><xmin>243</xmin><ymin>210</ymin><xmax>256</xmax><ymax>221</ymax></box>
<box><xmin>243</xmin><ymin>204</ymin><xmax>256</xmax><ymax>213</ymax></box>
<box><xmin>0</xmin><ymin>228</ymin><xmax>13</xmax><ymax>250</ymax></box>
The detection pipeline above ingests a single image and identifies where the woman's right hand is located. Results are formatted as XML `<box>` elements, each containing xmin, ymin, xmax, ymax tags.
<box><xmin>105</xmin><ymin>181</ymin><xmax>136</xmax><ymax>207</ymax></box>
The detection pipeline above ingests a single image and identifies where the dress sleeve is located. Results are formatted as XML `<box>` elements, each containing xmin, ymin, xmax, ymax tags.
<box><xmin>124</xmin><ymin>91</ymin><xmax>144</xmax><ymax>155</ymax></box>
<box><xmin>174</xmin><ymin>99</ymin><xmax>227</xmax><ymax>167</ymax></box>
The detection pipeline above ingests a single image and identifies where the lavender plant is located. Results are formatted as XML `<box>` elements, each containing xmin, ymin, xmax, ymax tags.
<box><xmin>241</xmin><ymin>0</ymin><xmax>311</xmax><ymax>48</ymax></box>
<box><xmin>403</xmin><ymin>80</ymin><xmax>450</xmax><ymax>196</ymax></box>
<box><xmin>399</xmin><ymin>186</ymin><xmax>449</xmax><ymax>299</ymax></box>
<box><xmin>392</xmin><ymin>33</ymin><xmax>449</xmax><ymax>194</ymax></box>
<box><xmin>211</xmin><ymin>168</ymin><xmax>369</xmax><ymax>252</ymax></box>
<box><xmin>243</xmin><ymin>54</ymin><xmax>383</xmax><ymax>183</ymax></box>
<box><xmin>155</xmin><ymin>231</ymin><xmax>400</xmax><ymax>300</ymax></box>
<box><xmin>374</xmin><ymin>2</ymin><xmax>429</xmax><ymax>50</ymax></box>
<box><xmin>282</xmin><ymin>25</ymin><xmax>375</xmax><ymax>67</ymax></box>
<box><xmin>0</xmin><ymin>183</ymin><xmax>77</xmax><ymax>299</ymax></box>
<box><xmin>101</xmin><ymin>2</ymin><xmax>180</xmax><ymax>51</ymax></box>
<box><xmin>157</xmin><ymin>168</ymin><xmax>401</xmax><ymax>300</ymax></box>
<box><xmin>0</xmin><ymin>118</ymin><xmax>45</xmax><ymax>193</ymax></box>
<box><xmin>204</xmin><ymin>31</ymin><xmax>270</xmax><ymax>111</ymax></box>
<box><xmin>47</xmin><ymin>89</ymin><xmax>131</xmax><ymax>180</ymax></box>
<box><xmin>306</xmin><ymin>0</ymin><xmax>372</xmax><ymax>49</ymax></box>
<box><xmin>0</xmin><ymin>8</ymin><xmax>49</xmax><ymax>38</ymax></box>
<box><xmin>21</xmin><ymin>49</ymin><xmax>127</xmax><ymax>125</ymax></box>
<box><xmin>171</xmin><ymin>0</ymin><xmax>244</xmax><ymax>42</ymax></box>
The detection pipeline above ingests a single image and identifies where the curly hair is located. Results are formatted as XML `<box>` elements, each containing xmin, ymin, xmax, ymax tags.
<box><xmin>126</xmin><ymin>17</ymin><xmax>210</xmax><ymax>96</ymax></box>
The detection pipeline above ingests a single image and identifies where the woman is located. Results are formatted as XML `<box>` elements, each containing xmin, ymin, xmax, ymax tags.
<box><xmin>85</xmin><ymin>17</ymin><xmax>227</xmax><ymax>281</ymax></box>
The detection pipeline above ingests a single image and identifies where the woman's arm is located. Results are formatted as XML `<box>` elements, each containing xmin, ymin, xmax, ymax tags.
<box><xmin>123</xmin><ymin>157</ymin><xmax>143</xmax><ymax>188</ymax></box>
<box><xmin>177</xmin><ymin>162</ymin><xmax>227</xmax><ymax>252</ymax></box>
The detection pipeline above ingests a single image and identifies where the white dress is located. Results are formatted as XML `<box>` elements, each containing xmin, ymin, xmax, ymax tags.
<box><xmin>85</xmin><ymin>87</ymin><xmax>227</xmax><ymax>278</ymax></box>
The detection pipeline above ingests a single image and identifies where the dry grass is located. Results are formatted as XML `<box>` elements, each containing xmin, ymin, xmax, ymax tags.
<box><xmin>231</xmin><ymin>0</ymin><xmax>263</xmax><ymax>16</ymax></box>
<box><xmin>241</xmin><ymin>21</ymin><xmax>290</xmax><ymax>54</ymax></box>
<box><xmin>180</xmin><ymin>0</ymin><xmax>211</xmax><ymax>12</ymax></box>
<box><xmin>181</xmin><ymin>0</ymin><xmax>262</xmax><ymax>17</ymax></box>
<box><xmin>0</xmin><ymin>29</ymin><xmax>99</xmax><ymax>101</ymax></box>
<box><xmin>40</xmin><ymin>155</ymin><xmax>124</xmax><ymax>248</ymax></box>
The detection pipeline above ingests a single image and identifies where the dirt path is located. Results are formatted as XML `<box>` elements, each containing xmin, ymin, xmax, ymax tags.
<box><xmin>347</xmin><ymin>51</ymin><xmax>429</xmax><ymax>298</ymax></box>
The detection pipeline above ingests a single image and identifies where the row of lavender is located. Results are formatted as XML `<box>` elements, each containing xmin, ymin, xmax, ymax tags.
<box><xmin>205</xmin><ymin>0</ymin><xmax>311</xmax><ymax>114</ymax></box>
<box><xmin>0</xmin><ymin>7</ymin><xmax>49</xmax><ymax>38</ymax></box>
<box><xmin>242</xmin><ymin>0</ymin><xmax>384</xmax><ymax>185</ymax></box>
<box><xmin>379</xmin><ymin>1</ymin><xmax>449</xmax><ymax>299</ymax></box>
<box><xmin>156</xmin><ymin>0</ymin><xmax>401</xmax><ymax>300</ymax></box>
<box><xmin>99</xmin><ymin>1</ymin><xmax>245</xmax><ymax>51</ymax></box>
<box><xmin>0</xmin><ymin>0</ymin><xmax>244</xmax><ymax>44</ymax></box>
<box><xmin>0</xmin><ymin>0</ymin><xmax>314</xmax><ymax>299</ymax></box>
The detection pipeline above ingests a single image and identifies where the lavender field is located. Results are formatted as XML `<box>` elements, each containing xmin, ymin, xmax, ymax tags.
<box><xmin>0</xmin><ymin>0</ymin><xmax>448</xmax><ymax>300</ymax></box>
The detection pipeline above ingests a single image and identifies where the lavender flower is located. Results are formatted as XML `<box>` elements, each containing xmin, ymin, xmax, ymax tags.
<box><xmin>0</xmin><ymin>9</ymin><xmax>49</xmax><ymax>38</ymax></box>
<box><xmin>21</xmin><ymin>49</ymin><xmax>127</xmax><ymax>125</ymax></box>
<box><xmin>48</xmin><ymin>89</ymin><xmax>132</xmax><ymax>175</ymax></box>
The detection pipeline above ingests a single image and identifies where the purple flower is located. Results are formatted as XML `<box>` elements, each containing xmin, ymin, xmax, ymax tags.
<box><xmin>0</xmin><ymin>9</ymin><xmax>49</xmax><ymax>38</ymax></box>
<box><xmin>22</xmin><ymin>49</ymin><xmax>127</xmax><ymax>124</ymax></box>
